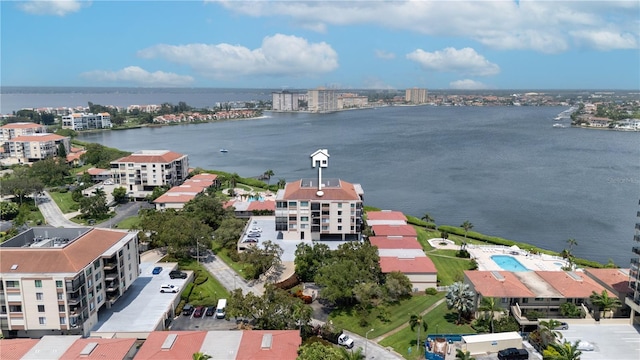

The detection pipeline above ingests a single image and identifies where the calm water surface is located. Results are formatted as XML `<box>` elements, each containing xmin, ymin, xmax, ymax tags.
<box><xmin>78</xmin><ymin>106</ymin><xmax>640</xmax><ymax>266</ymax></box>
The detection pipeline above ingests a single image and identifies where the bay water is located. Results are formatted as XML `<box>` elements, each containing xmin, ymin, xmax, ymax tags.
<box><xmin>75</xmin><ymin>105</ymin><xmax>640</xmax><ymax>266</ymax></box>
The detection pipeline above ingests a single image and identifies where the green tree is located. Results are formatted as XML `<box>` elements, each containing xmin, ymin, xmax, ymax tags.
<box><xmin>421</xmin><ymin>212</ymin><xmax>435</xmax><ymax>229</ymax></box>
<box><xmin>183</xmin><ymin>192</ymin><xmax>231</xmax><ymax>230</ymax></box>
<box><xmin>383</xmin><ymin>271</ymin><xmax>412</xmax><ymax>302</ymax></box>
<box><xmin>263</xmin><ymin>169</ymin><xmax>274</xmax><ymax>186</ymax></box>
<box><xmin>409</xmin><ymin>313</ymin><xmax>428</xmax><ymax>351</ymax></box>
<box><xmin>79</xmin><ymin>193</ymin><xmax>108</xmax><ymax>219</ymax></box>
<box><xmin>57</xmin><ymin>142</ymin><xmax>67</xmax><ymax>159</ymax></box>
<box><xmin>538</xmin><ymin>319</ymin><xmax>564</xmax><ymax>347</ymax></box>
<box><xmin>559</xmin><ymin>302</ymin><xmax>584</xmax><ymax>318</ymax></box>
<box><xmin>297</xmin><ymin>342</ymin><xmax>344</xmax><ymax>360</ymax></box>
<box><xmin>138</xmin><ymin>210</ymin><xmax>212</xmax><ymax>259</ymax></box>
<box><xmin>566</xmin><ymin>238</ymin><xmax>578</xmax><ymax>252</ymax></box>
<box><xmin>192</xmin><ymin>352</ymin><xmax>212</xmax><ymax>360</ymax></box>
<box><xmin>146</xmin><ymin>185</ymin><xmax>169</xmax><ymax>202</ymax></box>
<box><xmin>338</xmin><ymin>347</ymin><xmax>364</xmax><ymax>360</ymax></box>
<box><xmin>446</xmin><ymin>282</ymin><xmax>475</xmax><ymax>324</ymax></box>
<box><xmin>240</xmin><ymin>240</ymin><xmax>283</xmax><ymax>280</ymax></box>
<box><xmin>478</xmin><ymin>296</ymin><xmax>501</xmax><ymax>333</ymax></box>
<box><xmin>0</xmin><ymin>201</ymin><xmax>20</xmax><ymax>220</ymax></box>
<box><xmin>455</xmin><ymin>349</ymin><xmax>476</xmax><ymax>360</ymax></box>
<box><xmin>228</xmin><ymin>172</ymin><xmax>241</xmax><ymax>189</ymax></box>
<box><xmin>213</xmin><ymin>217</ymin><xmax>246</xmax><ymax>249</ymax></box>
<box><xmin>29</xmin><ymin>158</ymin><xmax>70</xmax><ymax>186</ymax></box>
<box><xmin>55</xmin><ymin>128</ymin><xmax>77</xmax><ymax>138</ymax></box>
<box><xmin>277</xmin><ymin>178</ymin><xmax>286</xmax><ymax>189</ymax></box>
<box><xmin>294</xmin><ymin>242</ymin><xmax>332</xmax><ymax>282</ymax></box>
<box><xmin>589</xmin><ymin>290</ymin><xmax>622</xmax><ymax>318</ymax></box>
<box><xmin>0</xmin><ymin>169</ymin><xmax>44</xmax><ymax>205</ymax></box>
<box><xmin>112</xmin><ymin>187</ymin><xmax>128</xmax><ymax>204</ymax></box>
<box><xmin>545</xmin><ymin>340</ymin><xmax>582</xmax><ymax>360</ymax></box>
<box><xmin>460</xmin><ymin>220</ymin><xmax>473</xmax><ymax>249</ymax></box>
<box><xmin>228</xmin><ymin>285</ymin><xmax>311</xmax><ymax>330</ymax></box>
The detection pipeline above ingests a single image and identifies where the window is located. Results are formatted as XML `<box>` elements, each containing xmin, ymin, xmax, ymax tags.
<box><xmin>9</xmin><ymin>305</ymin><xmax>22</xmax><ymax>312</ymax></box>
<box><xmin>38</xmin><ymin>305</ymin><xmax>45</xmax><ymax>312</ymax></box>
<box><xmin>289</xmin><ymin>215</ymin><xmax>297</xmax><ymax>221</ymax></box>
<box><xmin>338</xmin><ymin>211</ymin><xmax>342</xmax><ymax>216</ymax></box>
<box><xmin>56</xmin><ymin>280</ymin><xmax>63</xmax><ymax>288</ymax></box>
<box><xmin>522</xmin><ymin>298</ymin><xmax>529</xmax><ymax>303</ymax></box>
<box><xmin>35</xmin><ymin>280</ymin><xmax>42</xmax><ymax>288</ymax></box>
<box><xmin>85</xmin><ymin>267</ymin><xmax>92</xmax><ymax>276</ymax></box>
<box><xmin>39</xmin><ymin>317</ymin><xmax>46</xmax><ymax>325</ymax></box>
<box><xmin>338</xmin><ymin>203</ymin><xmax>342</xmax><ymax>208</ymax></box>
<box><xmin>58</xmin><ymin>305</ymin><xmax>65</xmax><ymax>312</ymax></box>
<box><xmin>338</xmin><ymin>218</ymin><xmax>342</xmax><ymax>223</ymax></box>
<box><xmin>94</xmin><ymin>260</ymin><xmax>100</xmax><ymax>270</ymax></box>
<box><xmin>60</xmin><ymin>317</ymin><xmax>66</xmax><ymax>325</ymax></box>
<box><xmin>338</xmin><ymin>226</ymin><xmax>342</xmax><ymax>231</ymax></box>
<box><xmin>36</xmin><ymin>293</ymin><xmax>43</xmax><ymax>301</ymax></box>
<box><xmin>57</xmin><ymin>293</ymin><xmax>64</xmax><ymax>300</ymax></box>
<box><xmin>95</xmin><ymin>273</ymin><xmax>101</xmax><ymax>281</ymax></box>
<box><xmin>129</xmin><ymin>263</ymin><xmax>131</xmax><ymax>270</ymax></box>
<box><xmin>301</xmin><ymin>224</ymin><xmax>308</xmax><ymax>229</ymax></box>
<box><xmin>6</xmin><ymin>281</ymin><xmax>18</xmax><ymax>288</ymax></box>
<box><xmin>288</xmin><ymin>201</ymin><xmax>297</xmax><ymax>207</ymax></box>
<box><xmin>96</xmin><ymin>283</ymin><xmax>102</xmax><ymax>292</ymax></box>
<box><xmin>501</xmin><ymin>298</ymin><xmax>508</xmax><ymax>303</ymax></box>
<box><xmin>322</xmin><ymin>226</ymin><xmax>329</xmax><ymax>231</ymax></box>
<box><xmin>300</xmin><ymin>201</ymin><xmax>309</xmax><ymax>207</ymax></box>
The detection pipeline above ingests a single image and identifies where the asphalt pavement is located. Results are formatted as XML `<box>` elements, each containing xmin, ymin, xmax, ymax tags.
<box><xmin>37</xmin><ymin>191</ymin><xmax>82</xmax><ymax>227</ymax></box>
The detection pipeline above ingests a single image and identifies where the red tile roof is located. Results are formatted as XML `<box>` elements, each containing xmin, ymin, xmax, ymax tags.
<box><xmin>0</xmin><ymin>229</ymin><xmax>130</xmax><ymax>273</ymax></box>
<box><xmin>235</xmin><ymin>330</ymin><xmax>301</xmax><ymax>360</ymax></box>
<box><xmin>283</xmin><ymin>179</ymin><xmax>361</xmax><ymax>201</ymax></box>
<box><xmin>535</xmin><ymin>271</ymin><xmax>613</xmax><ymax>298</ymax></box>
<box><xmin>247</xmin><ymin>201</ymin><xmax>276</xmax><ymax>212</ymax></box>
<box><xmin>464</xmin><ymin>271</ymin><xmax>535</xmax><ymax>298</ymax></box>
<box><xmin>154</xmin><ymin>193</ymin><xmax>197</xmax><ymax>204</ymax></box>
<box><xmin>584</xmin><ymin>268</ymin><xmax>630</xmax><ymax>295</ymax></box>
<box><xmin>59</xmin><ymin>338</ymin><xmax>136</xmax><ymax>360</ymax></box>
<box><xmin>134</xmin><ymin>331</ymin><xmax>207</xmax><ymax>360</ymax></box>
<box><xmin>0</xmin><ymin>338</ymin><xmax>40</xmax><ymax>360</ymax></box>
<box><xmin>379</xmin><ymin>256</ymin><xmax>437</xmax><ymax>273</ymax></box>
<box><xmin>80</xmin><ymin>167</ymin><xmax>109</xmax><ymax>176</ymax></box>
<box><xmin>9</xmin><ymin>134</ymin><xmax>66</xmax><ymax>142</ymax></box>
<box><xmin>371</xmin><ymin>224</ymin><xmax>417</xmax><ymax>237</ymax></box>
<box><xmin>113</xmin><ymin>151</ymin><xmax>185</xmax><ymax>164</ymax></box>
<box><xmin>0</xmin><ymin>122</ymin><xmax>44</xmax><ymax>129</ymax></box>
<box><xmin>366</xmin><ymin>211</ymin><xmax>407</xmax><ymax>222</ymax></box>
<box><xmin>370</xmin><ymin>237</ymin><xmax>422</xmax><ymax>249</ymax></box>
<box><xmin>190</xmin><ymin>173</ymin><xmax>218</xmax><ymax>181</ymax></box>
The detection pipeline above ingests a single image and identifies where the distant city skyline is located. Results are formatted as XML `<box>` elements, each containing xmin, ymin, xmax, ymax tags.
<box><xmin>1</xmin><ymin>1</ymin><xmax>639</xmax><ymax>90</ymax></box>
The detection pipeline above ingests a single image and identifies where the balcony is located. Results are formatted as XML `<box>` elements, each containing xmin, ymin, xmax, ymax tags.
<box><xmin>103</xmin><ymin>261</ymin><xmax>117</xmax><ymax>271</ymax></box>
<box><xmin>633</xmin><ymin>247</ymin><xmax>640</xmax><ymax>256</ymax></box>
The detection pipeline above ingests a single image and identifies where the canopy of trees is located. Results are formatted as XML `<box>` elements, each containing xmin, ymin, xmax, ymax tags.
<box><xmin>227</xmin><ymin>286</ymin><xmax>312</xmax><ymax>330</ymax></box>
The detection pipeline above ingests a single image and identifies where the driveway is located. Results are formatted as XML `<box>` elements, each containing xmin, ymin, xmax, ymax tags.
<box><xmin>37</xmin><ymin>191</ymin><xmax>82</xmax><ymax>227</ymax></box>
<box><xmin>95</xmin><ymin>201</ymin><xmax>153</xmax><ymax>228</ymax></box>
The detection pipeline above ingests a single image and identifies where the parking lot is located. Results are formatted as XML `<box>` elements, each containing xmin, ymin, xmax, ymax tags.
<box><xmin>170</xmin><ymin>308</ymin><xmax>239</xmax><ymax>331</ymax></box>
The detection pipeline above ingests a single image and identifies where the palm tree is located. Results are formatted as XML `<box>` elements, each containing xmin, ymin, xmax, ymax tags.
<box><xmin>421</xmin><ymin>212</ymin><xmax>435</xmax><ymax>229</ymax></box>
<box><xmin>478</xmin><ymin>296</ymin><xmax>501</xmax><ymax>333</ymax></box>
<box><xmin>566</xmin><ymin>238</ymin><xmax>578</xmax><ymax>252</ymax></box>
<box><xmin>192</xmin><ymin>352</ymin><xmax>212</xmax><ymax>360</ymax></box>
<box><xmin>446</xmin><ymin>282</ymin><xmax>475</xmax><ymax>324</ymax></box>
<box><xmin>546</xmin><ymin>340</ymin><xmax>582</xmax><ymax>360</ymax></box>
<box><xmin>338</xmin><ymin>347</ymin><xmax>364</xmax><ymax>360</ymax></box>
<box><xmin>263</xmin><ymin>169</ymin><xmax>274</xmax><ymax>186</ymax></box>
<box><xmin>229</xmin><ymin>172</ymin><xmax>240</xmax><ymax>190</ymax></box>
<box><xmin>538</xmin><ymin>319</ymin><xmax>564</xmax><ymax>345</ymax></box>
<box><xmin>460</xmin><ymin>220</ymin><xmax>473</xmax><ymax>249</ymax></box>
<box><xmin>455</xmin><ymin>349</ymin><xmax>476</xmax><ymax>360</ymax></box>
<box><xmin>277</xmin><ymin>178</ymin><xmax>286</xmax><ymax>189</ymax></box>
<box><xmin>409</xmin><ymin>313</ymin><xmax>428</xmax><ymax>351</ymax></box>
<box><xmin>589</xmin><ymin>290</ymin><xmax>622</xmax><ymax>318</ymax></box>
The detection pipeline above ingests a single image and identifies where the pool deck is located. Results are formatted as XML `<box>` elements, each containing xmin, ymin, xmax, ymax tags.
<box><xmin>427</xmin><ymin>238</ymin><xmax>569</xmax><ymax>272</ymax></box>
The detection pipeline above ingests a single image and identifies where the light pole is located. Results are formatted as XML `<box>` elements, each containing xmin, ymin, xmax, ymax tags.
<box><xmin>365</xmin><ymin>328</ymin><xmax>374</xmax><ymax>359</ymax></box>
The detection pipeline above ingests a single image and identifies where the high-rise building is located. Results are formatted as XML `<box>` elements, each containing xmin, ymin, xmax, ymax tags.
<box><xmin>272</xmin><ymin>91</ymin><xmax>303</xmax><ymax>111</ymax></box>
<box><xmin>307</xmin><ymin>88</ymin><xmax>338</xmax><ymax>113</ymax></box>
<box><xmin>0</xmin><ymin>228</ymin><xmax>139</xmax><ymax>338</ymax></box>
<box><xmin>626</xmin><ymin>199</ymin><xmax>640</xmax><ymax>324</ymax></box>
<box><xmin>405</xmin><ymin>88</ymin><xmax>428</xmax><ymax>104</ymax></box>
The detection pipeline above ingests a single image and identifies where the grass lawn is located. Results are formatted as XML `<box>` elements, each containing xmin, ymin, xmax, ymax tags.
<box><xmin>427</xmin><ymin>250</ymin><xmax>474</xmax><ymax>286</ymax></box>
<box><xmin>210</xmin><ymin>243</ymin><xmax>252</xmax><ymax>279</ymax></box>
<box><xmin>379</xmin><ymin>301</ymin><xmax>476</xmax><ymax>359</ymax></box>
<box><xmin>173</xmin><ymin>260</ymin><xmax>230</xmax><ymax>307</ymax></box>
<box><xmin>117</xmin><ymin>215</ymin><xmax>140</xmax><ymax>229</ymax></box>
<box><xmin>328</xmin><ymin>292</ymin><xmax>445</xmax><ymax>339</ymax></box>
<box><xmin>48</xmin><ymin>191</ymin><xmax>79</xmax><ymax>213</ymax></box>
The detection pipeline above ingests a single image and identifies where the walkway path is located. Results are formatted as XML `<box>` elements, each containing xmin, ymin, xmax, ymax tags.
<box><xmin>372</xmin><ymin>298</ymin><xmax>446</xmax><ymax>343</ymax></box>
<box><xmin>37</xmin><ymin>191</ymin><xmax>82</xmax><ymax>227</ymax></box>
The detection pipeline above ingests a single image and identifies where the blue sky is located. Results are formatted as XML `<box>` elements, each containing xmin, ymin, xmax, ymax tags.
<box><xmin>1</xmin><ymin>0</ymin><xmax>639</xmax><ymax>90</ymax></box>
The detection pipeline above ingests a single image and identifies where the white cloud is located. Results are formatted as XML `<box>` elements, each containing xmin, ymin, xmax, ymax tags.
<box><xmin>212</xmin><ymin>0</ymin><xmax>639</xmax><ymax>53</ymax></box>
<box><xmin>375</xmin><ymin>50</ymin><xmax>396</xmax><ymax>60</ymax></box>
<box><xmin>137</xmin><ymin>34</ymin><xmax>338</xmax><ymax>79</ymax></box>
<box><xmin>80</xmin><ymin>66</ymin><xmax>194</xmax><ymax>87</ymax></box>
<box><xmin>449</xmin><ymin>79</ymin><xmax>489</xmax><ymax>90</ymax></box>
<box><xmin>570</xmin><ymin>30</ymin><xmax>638</xmax><ymax>51</ymax></box>
<box><xmin>17</xmin><ymin>0</ymin><xmax>87</xmax><ymax>16</ymax></box>
<box><xmin>406</xmin><ymin>47</ymin><xmax>500</xmax><ymax>76</ymax></box>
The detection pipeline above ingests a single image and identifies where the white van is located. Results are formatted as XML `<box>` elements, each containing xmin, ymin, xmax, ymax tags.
<box><xmin>215</xmin><ymin>299</ymin><xmax>227</xmax><ymax>319</ymax></box>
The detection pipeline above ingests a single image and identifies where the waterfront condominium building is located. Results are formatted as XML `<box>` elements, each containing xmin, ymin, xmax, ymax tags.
<box><xmin>0</xmin><ymin>227</ymin><xmax>139</xmax><ymax>338</ymax></box>
<box><xmin>272</xmin><ymin>91</ymin><xmax>304</xmax><ymax>111</ymax></box>
<box><xmin>275</xmin><ymin>178</ymin><xmax>364</xmax><ymax>241</ymax></box>
<box><xmin>0</xmin><ymin>122</ymin><xmax>47</xmax><ymax>147</ymax></box>
<box><xmin>307</xmin><ymin>88</ymin><xmax>338</xmax><ymax>113</ymax></box>
<box><xmin>626</xmin><ymin>199</ymin><xmax>640</xmax><ymax>325</ymax></box>
<box><xmin>61</xmin><ymin>113</ymin><xmax>112</xmax><ymax>131</ymax></box>
<box><xmin>110</xmin><ymin>150</ymin><xmax>189</xmax><ymax>198</ymax></box>
<box><xmin>405</xmin><ymin>87</ymin><xmax>428</xmax><ymax>104</ymax></box>
<box><xmin>3</xmin><ymin>133</ymin><xmax>71</xmax><ymax>165</ymax></box>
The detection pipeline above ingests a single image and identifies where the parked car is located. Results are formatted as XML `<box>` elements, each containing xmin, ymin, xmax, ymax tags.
<box><xmin>497</xmin><ymin>347</ymin><xmax>528</xmax><ymax>360</ymax></box>
<box><xmin>247</xmin><ymin>232</ymin><xmax>261</xmax><ymax>238</ymax></box>
<box><xmin>250</xmin><ymin>227</ymin><xmax>262</xmax><ymax>232</ymax></box>
<box><xmin>205</xmin><ymin>306</ymin><xmax>216</xmax><ymax>316</ymax></box>
<box><xmin>337</xmin><ymin>334</ymin><xmax>354</xmax><ymax>349</ymax></box>
<box><xmin>182</xmin><ymin>304</ymin><xmax>194</xmax><ymax>316</ymax></box>
<box><xmin>554</xmin><ymin>322</ymin><xmax>569</xmax><ymax>330</ymax></box>
<box><xmin>160</xmin><ymin>284</ymin><xmax>179</xmax><ymax>293</ymax></box>
<box><xmin>243</xmin><ymin>238</ymin><xmax>258</xmax><ymax>243</ymax></box>
<box><xmin>169</xmin><ymin>270</ymin><xmax>187</xmax><ymax>279</ymax></box>
<box><xmin>152</xmin><ymin>267</ymin><xmax>163</xmax><ymax>275</ymax></box>
<box><xmin>193</xmin><ymin>306</ymin><xmax>205</xmax><ymax>318</ymax></box>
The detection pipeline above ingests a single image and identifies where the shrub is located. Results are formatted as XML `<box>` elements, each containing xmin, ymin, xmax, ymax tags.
<box><xmin>425</xmin><ymin>288</ymin><xmax>438</xmax><ymax>296</ymax></box>
<box><xmin>456</xmin><ymin>249</ymin><xmax>470</xmax><ymax>258</ymax></box>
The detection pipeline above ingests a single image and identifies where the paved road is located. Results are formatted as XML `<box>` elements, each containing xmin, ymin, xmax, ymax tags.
<box><xmin>37</xmin><ymin>191</ymin><xmax>82</xmax><ymax>227</ymax></box>
<box><xmin>95</xmin><ymin>201</ymin><xmax>152</xmax><ymax>229</ymax></box>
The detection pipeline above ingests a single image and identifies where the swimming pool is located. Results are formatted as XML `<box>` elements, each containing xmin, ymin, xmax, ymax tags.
<box><xmin>490</xmin><ymin>255</ymin><xmax>530</xmax><ymax>272</ymax></box>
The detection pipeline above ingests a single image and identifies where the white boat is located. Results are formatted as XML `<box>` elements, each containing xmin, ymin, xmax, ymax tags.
<box><xmin>552</xmin><ymin>123</ymin><xmax>565</xmax><ymax>128</ymax></box>
<box><xmin>219</xmin><ymin>149</ymin><xmax>228</xmax><ymax>153</ymax></box>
